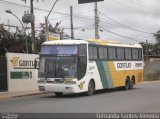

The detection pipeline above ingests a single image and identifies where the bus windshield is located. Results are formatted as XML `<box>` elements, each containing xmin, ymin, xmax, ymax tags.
<box><xmin>39</xmin><ymin>56</ymin><xmax>77</xmax><ymax>78</ymax></box>
<box><xmin>39</xmin><ymin>44</ymin><xmax>87</xmax><ymax>79</ymax></box>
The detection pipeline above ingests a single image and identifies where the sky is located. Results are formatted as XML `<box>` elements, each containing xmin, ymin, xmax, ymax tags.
<box><xmin>1</xmin><ymin>0</ymin><xmax>160</xmax><ymax>44</ymax></box>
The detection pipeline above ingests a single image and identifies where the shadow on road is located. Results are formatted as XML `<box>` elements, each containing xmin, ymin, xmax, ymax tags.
<box><xmin>40</xmin><ymin>87</ymin><xmax>141</xmax><ymax>99</ymax></box>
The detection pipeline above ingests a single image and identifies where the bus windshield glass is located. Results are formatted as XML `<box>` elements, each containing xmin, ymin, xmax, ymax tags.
<box><xmin>39</xmin><ymin>56</ymin><xmax>77</xmax><ymax>78</ymax></box>
<box><xmin>39</xmin><ymin>45</ymin><xmax>87</xmax><ymax>79</ymax></box>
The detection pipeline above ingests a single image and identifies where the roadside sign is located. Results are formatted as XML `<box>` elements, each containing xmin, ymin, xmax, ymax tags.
<box><xmin>48</xmin><ymin>32</ymin><xmax>60</xmax><ymax>41</ymax></box>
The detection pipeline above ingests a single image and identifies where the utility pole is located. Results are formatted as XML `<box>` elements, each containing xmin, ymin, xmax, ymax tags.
<box><xmin>30</xmin><ymin>0</ymin><xmax>36</xmax><ymax>53</ymax></box>
<box><xmin>78</xmin><ymin>0</ymin><xmax>103</xmax><ymax>39</ymax></box>
<box><xmin>95</xmin><ymin>2</ymin><xmax>99</xmax><ymax>39</ymax></box>
<box><xmin>70</xmin><ymin>6</ymin><xmax>74</xmax><ymax>39</ymax></box>
<box><xmin>45</xmin><ymin>17</ymin><xmax>48</xmax><ymax>41</ymax></box>
<box><xmin>45</xmin><ymin>0</ymin><xmax>60</xmax><ymax>41</ymax></box>
<box><xmin>7</xmin><ymin>19</ymin><xmax>10</xmax><ymax>32</ymax></box>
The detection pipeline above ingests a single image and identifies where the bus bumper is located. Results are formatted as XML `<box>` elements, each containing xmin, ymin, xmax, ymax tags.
<box><xmin>38</xmin><ymin>83</ymin><xmax>81</xmax><ymax>93</ymax></box>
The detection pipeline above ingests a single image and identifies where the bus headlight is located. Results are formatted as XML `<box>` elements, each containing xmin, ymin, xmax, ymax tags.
<box><xmin>65</xmin><ymin>80</ymin><xmax>76</xmax><ymax>84</ymax></box>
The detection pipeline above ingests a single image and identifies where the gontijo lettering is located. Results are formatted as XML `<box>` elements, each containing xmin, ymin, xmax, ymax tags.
<box><xmin>117</xmin><ymin>63</ymin><xmax>131</xmax><ymax>68</ymax></box>
<box><xmin>19</xmin><ymin>60</ymin><xmax>34</xmax><ymax>67</ymax></box>
<box><xmin>11</xmin><ymin>57</ymin><xmax>36</xmax><ymax>68</ymax></box>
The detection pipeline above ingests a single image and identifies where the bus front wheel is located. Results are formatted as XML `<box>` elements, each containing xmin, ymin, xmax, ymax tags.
<box><xmin>86</xmin><ymin>80</ymin><xmax>95</xmax><ymax>96</ymax></box>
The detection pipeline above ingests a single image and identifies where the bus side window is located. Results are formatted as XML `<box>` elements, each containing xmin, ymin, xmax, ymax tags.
<box><xmin>117</xmin><ymin>48</ymin><xmax>125</xmax><ymax>60</ymax></box>
<box><xmin>99</xmin><ymin>47</ymin><xmax>104</xmax><ymax>59</ymax></box>
<box><xmin>93</xmin><ymin>47</ymin><xmax>98</xmax><ymax>59</ymax></box>
<box><xmin>89</xmin><ymin>46</ymin><xmax>98</xmax><ymax>60</ymax></box>
<box><xmin>125</xmin><ymin>48</ymin><xmax>132</xmax><ymax>60</ymax></box>
<box><xmin>138</xmin><ymin>49</ymin><xmax>142</xmax><ymax>60</ymax></box>
<box><xmin>89</xmin><ymin>46</ymin><xmax>94</xmax><ymax>60</ymax></box>
<box><xmin>132</xmin><ymin>49</ymin><xmax>139</xmax><ymax>60</ymax></box>
<box><xmin>108</xmin><ymin>47</ymin><xmax>116</xmax><ymax>60</ymax></box>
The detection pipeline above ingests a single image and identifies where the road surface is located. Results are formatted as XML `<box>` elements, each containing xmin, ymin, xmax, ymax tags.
<box><xmin>0</xmin><ymin>81</ymin><xmax>160</xmax><ymax>113</ymax></box>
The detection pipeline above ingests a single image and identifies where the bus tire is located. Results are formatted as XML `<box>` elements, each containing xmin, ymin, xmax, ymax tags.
<box><xmin>55</xmin><ymin>92</ymin><xmax>63</xmax><ymax>97</ymax></box>
<box><xmin>125</xmin><ymin>78</ymin><xmax>130</xmax><ymax>90</ymax></box>
<box><xmin>86</xmin><ymin>80</ymin><xmax>95</xmax><ymax>96</ymax></box>
<box><xmin>130</xmin><ymin>77</ymin><xmax>135</xmax><ymax>89</ymax></box>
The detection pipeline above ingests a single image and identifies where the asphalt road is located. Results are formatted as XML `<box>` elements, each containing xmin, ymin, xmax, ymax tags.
<box><xmin>0</xmin><ymin>81</ymin><xmax>160</xmax><ymax>113</ymax></box>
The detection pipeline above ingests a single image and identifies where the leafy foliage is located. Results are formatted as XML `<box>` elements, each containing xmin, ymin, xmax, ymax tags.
<box><xmin>140</xmin><ymin>30</ymin><xmax>160</xmax><ymax>56</ymax></box>
<box><xmin>140</xmin><ymin>42</ymin><xmax>160</xmax><ymax>55</ymax></box>
<box><xmin>154</xmin><ymin>30</ymin><xmax>160</xmax><ymax>44</ymax></box>
<box><xmin>0</xmin><ymin>25</ymin><xmax>45</xmax><ymax>56</ymax></box>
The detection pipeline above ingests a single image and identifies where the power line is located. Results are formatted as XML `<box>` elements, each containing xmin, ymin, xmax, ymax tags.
<box><xmin>49</xmin><ymin>10</ymin><xmax>94</xmax><ymax>21</ymax></box>
<box><xmin>63</xmin><ymin>12</ymin><xmax>156</xmax><ymax>39</ymax></box>
<box><xmin>0</xmin><ymin>0</ymin><xmax>95</xmax><ymax>22</ymax></box>
<box><xmin>0</xmin><ymin>0</ymin><xmax>70</xmax><ymax>16</ymax></box>
<box><xmin>100</xmin><ymin>26</ymin><xmax>145</xmax><ymax>42</ymax></box>
<box><xmin>112</xmin><ymin>0</ymin><xmax>160</xmax><ymax>16</ymax></box>
<box><xmin>49</xmin><ymin>15</ymin><xmax>70</xmax><ymax>21</ymax></box>
<box><xmin>73</xmin><ymin>15</ymin><xmax>95</xmax><ymax>21</ymax></box>
<box><xmin>132</xmin><ymin>0</ymin><xmax>160</xmax><ymax>13</ymax></box>
<box><xmin>99</xmin><ymin>12</ymin><xmax>155</xmax><ymax>35</ymax></box>
<box><xmin>74</xmin><ymin>9</ymin><xmax>94</xmax><ymax>15</ymax></box>
<box><xmin>100</xmin><ymin>22</ymin><xmax>155</xmax><ymax>40</ymax></box>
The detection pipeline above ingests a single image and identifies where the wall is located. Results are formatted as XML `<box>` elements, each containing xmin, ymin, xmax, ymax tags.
<box><xmin>6</xmin><ymin>53</ymin><xmax>39</xmax><ymax>92</ymax></box>
<box><xmin>144</xmin><ymin>57</ymin><xmax>160</xmax><ymax>81</ymax></box>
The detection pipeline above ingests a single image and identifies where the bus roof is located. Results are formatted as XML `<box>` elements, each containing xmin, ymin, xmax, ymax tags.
<box><xmin>42</xmin><ymin>39</ymin><xmax>142</xmax><ymax>48</ymax></box>
<box><xmin>42</xmin><ymin>39</ymin><xmax>88</xmax><ymax>45</ymax></box>
<box><xmin>87</xmin><ymin>39</ymin><xmax>142</xmax><ymax>48</ymax></box>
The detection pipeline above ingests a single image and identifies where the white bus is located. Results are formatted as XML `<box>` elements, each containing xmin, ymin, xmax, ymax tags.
<box><xmin>37</xmin><ymin>39</ymin><xmax>143</xmax><ymax>96</ymax></box>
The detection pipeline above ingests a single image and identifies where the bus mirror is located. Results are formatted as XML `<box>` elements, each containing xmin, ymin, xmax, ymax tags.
<box><xmin>34</xmin><ymin>59</ymin><xmax>39</xmax><ymax>69</ymax></box>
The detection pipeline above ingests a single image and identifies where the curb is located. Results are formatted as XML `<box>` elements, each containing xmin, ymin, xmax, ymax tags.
<box><xmin>0</xmin><ymin>91</ymin><xmax>46</xmax><ymax>100</ymax></box>
<box><xmin>0</xmin><ymin>96</ymin><xmax>12</xmax><ymax>100</ymax></box>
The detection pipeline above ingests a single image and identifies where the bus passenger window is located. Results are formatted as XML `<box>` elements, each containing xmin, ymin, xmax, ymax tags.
<box><xmin>89</xmin><ymin>47</ymin><xmax>94</xmax><ymax>59</ymax></box>
<box><xmin>125</xmin><ymin>49</ymin><xmax>132</xmax><ymax>60</ymax></box>
<box><xmin>99</xmin><ymin>47</ymin><xmax>104</xmax><ymax>59</ymax></box>
<box><xmin>108</xmin><ymin>47</ymin><xmax>116</xmax><ymax>60</ymax></box>
<box><xmin>132</xmin><ymin>49</ymin><xmax>139</xmax><ymax>60</ymax></box>
<box><xmin>117</xmin><ymin>48</ymin><xmax>124</xmax><ymax>60</ymax></box>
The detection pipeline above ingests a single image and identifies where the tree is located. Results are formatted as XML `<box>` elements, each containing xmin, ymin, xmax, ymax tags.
<box><xmin>0</xmin><ymin>25</ymin><xmax>32</xmax><ymax>56</ymax></box>
<box><xmin>140</xmin><ymin>42</ymin><xmax>160</xmax><ymax>56</ymax></box>
<box><xmin>35</xmin><ymin>29</ymin><xmax>45</xmax><ymax>53</ymax></box>
<box><xmin>153</xmin><ymin>30</ymin><xmax>160</xmax><ymax>55</ymax></box>
<box><xmin>154</xmin><ymin>30</ymin><xmax>160</xmax><ymax>44</ymax></box>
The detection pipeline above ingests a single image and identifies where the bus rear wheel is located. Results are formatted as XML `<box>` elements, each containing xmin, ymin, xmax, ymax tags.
<box><xmin>86</xmin><ymin>80</ymin><xmax>95</xmax><ymax>96</ymax></box>
<box><xmin>124</xmin><ymin>79</ymin><xmax>130</xmax><ymax>90</ymax></box>
<box><xmin>129</xmin><ymin>78</ymin><xmax>135</xmax><ymax>89</ymax></box>
<box><xmin>55</xmin><ymin>92</ymin><xmax>63</xmax><ymax>97</ymax></box>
